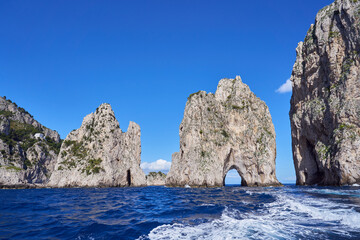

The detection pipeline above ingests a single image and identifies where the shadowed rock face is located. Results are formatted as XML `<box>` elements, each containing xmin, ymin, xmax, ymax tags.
<box><xmin>166</xmin><ymin>76</ymin><xmax>280</xmax><ymax>187</ymax></box>
<box><xmin>49</xmin><ymin>103</ymin><xmax>146</xmax><ymax>187</ymax></box>
<box><xmin>290</xmin><ymin>0</ymin><xmax>360</xmax><ymax>185</ymax></box>
<box><xmin>0</xmin><ymin>96</ymin><xmax>61</xmax><ymax>187</ymax></box>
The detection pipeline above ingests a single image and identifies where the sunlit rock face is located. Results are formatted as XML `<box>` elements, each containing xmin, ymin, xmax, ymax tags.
<box><xmin>0</xmin><ymin>96</ymin><xmax>61</xmax><ymax>188</ymax></box>
<box><xmin>49</xmin><ymin>103</ymin><xmax>146</xmax><ymax>187</ymax></box>
<box><xmin>166</xmin><ymin>76</ymin><xmax>280</xmax><ymax>187</ymax></box>
<box><xmin>290</xmin><ymin>0</ymin><xmax>360</xmax><ymax>185</ymax></box>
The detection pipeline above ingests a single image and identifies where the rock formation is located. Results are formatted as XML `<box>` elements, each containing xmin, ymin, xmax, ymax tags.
<box><xmin>166</xmin><ymin>76</ymin><xmax>280</xmax><ymax>187</ymax></box>
<box><xmin>146</xmin><ymin>171</ymin><xmax>166</xmax><ymax>186</ymax></box>
<box><xmin>48</xmin><ymin>103</ymin><xmax>146</xmax><ymax>187</ymax></box>
<box><xmin>0</xmin><ymin>96</ymin><xmax>61</xmax><ymax>188</ymax></box>
<box><xmin>290</xmin><ymin>0</ymin><xmax>360</xmax><ymax>185</ymax></box>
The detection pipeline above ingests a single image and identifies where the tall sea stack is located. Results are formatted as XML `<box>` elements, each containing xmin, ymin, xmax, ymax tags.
<box><xmin>290</xmin><ymin>0</ymin><xmax>360</xmax><ymax>185</ymax></box>
<box><xmin>48</xmin><ymin>103</ymin><xmax>146</xmax><ymax>187</ymax></box>
<box><xmin>166</xmin><ymin>76</ymin><xmax>280</xmax><ymax>187</ymax></box>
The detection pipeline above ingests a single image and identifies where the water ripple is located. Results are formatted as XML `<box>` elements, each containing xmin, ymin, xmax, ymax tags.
<box><xmin>0</xmin><ymin>185</ymin><xmax>359</xmax><ymax>239</ymax></box>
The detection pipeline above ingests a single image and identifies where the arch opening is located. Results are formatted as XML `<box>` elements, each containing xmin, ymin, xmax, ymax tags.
<box><xmin>223</xmin><ymin>167</ymin><xmax>243</xmax><ymax>186</ymax></box>
<box><xmin>127</xmin><ymin>169</ymin><xmax>131</xmax><ymax>186</ymax></box>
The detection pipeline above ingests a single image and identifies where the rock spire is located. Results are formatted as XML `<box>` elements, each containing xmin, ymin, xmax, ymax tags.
<box><xmin>49</xmin><ymin>103</ymin><xmax>146</xmax><ymax>187</ymax></box>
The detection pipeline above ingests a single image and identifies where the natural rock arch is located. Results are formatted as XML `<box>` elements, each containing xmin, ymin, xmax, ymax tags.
<box><xmin>222</xmin><ymin>149</ymin><xmax>246</xmax><ymax>186</ymax></box>
<box><xmin>223</xmin><ymin>165</ymin><xmax>244</xmax><ymax>186</ymax></box>
<box><xmin>166</xmin><ymin>76</ymin><xmax>281</xmax><ymax>187</ymax></box>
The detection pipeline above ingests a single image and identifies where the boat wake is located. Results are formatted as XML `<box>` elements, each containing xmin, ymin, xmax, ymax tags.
<box><xmin>141</xmin><ymin>187</ymin><xmax>360</xmax><ymax>239</ymax></box>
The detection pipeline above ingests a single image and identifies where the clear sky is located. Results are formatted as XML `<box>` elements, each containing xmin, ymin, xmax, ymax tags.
<box><xmin>0</xmin><ymin>0</ymin><xmax>333</xmax><ymax>184</ymax></box>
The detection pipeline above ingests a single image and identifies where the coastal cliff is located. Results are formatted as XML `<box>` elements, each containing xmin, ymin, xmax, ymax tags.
<box><xmin>166</xmin><ymin>76</ymin><xmax>280</xmax><ymax>187</ymax></box>
<box><xmin>0</xmin><ymin>96</ymin><xmax>61</xmax><ymax>188</ymax></box>
<box><xmin>48</xmin><ymin>103</ymin><xmax>146</xmax><ymax>187</ymax></box>
<box><xmin>290</xmin><ymin>0</ymin><xmax>360</xmax><ymax>185</ymax></box>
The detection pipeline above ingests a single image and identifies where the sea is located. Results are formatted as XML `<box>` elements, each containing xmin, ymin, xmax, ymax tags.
<box><xmin>0</xmin><ymin>185</ymin><xmax>360</xmax><ymax>240</ymax></box>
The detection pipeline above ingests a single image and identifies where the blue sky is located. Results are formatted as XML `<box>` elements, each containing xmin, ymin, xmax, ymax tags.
<box><xmin>0</xmin><ymin>0</ymin><xmax>333</xmax><ymax>184</ymax></box>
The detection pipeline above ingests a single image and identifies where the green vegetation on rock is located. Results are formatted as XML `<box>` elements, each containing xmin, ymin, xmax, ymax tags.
<box><xmin>82</xmin><ymin>158</ymin><xmax>104</xmax><ymax>175</ymax></box>
<box><xmin>187</xmin><ymin>91</ymin><xmax>202</xmax><ymax>101</ymax></box>
<box><xmin>5</xmin><ymin>165</ymin><xmax>22</xmax><ymax>171</ymax></box>
<box><xmin>221</xmin><ymin>130</ymin><xmax>229</xmax><ymax>138</ymax></box>
<box><xmin>148</xmin><ymin>171</ymin><xmax>166</xmax><ymax>178</ymax></box>
<box><xmin>0</xmin><ymin>110</ymin><xmax>14</xmax><ymax>117</ymax></box>
<box><xmin>63</xmin><ymin>140</ymin><xmax>88</xmax><ymax>159</ymax></box>
<box><xmin>0</xmin><ymin>121</ymin><xmax>41</xmax><ymax>154</ymax></box>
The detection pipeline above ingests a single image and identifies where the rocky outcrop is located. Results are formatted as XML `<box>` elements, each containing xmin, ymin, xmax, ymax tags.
<box><xmin>146</xmin><ymin>171</ymin><xmax>166</xmax><ymax>186</ymax></box>
<box><xmin>166</xmin><ymin>76</ymin><xmax>280</xmax><ymax>187</ymax></box>
<box><xmin>48</xmin><ymin>103</ymin><xmax>146</xmax><ymax>187</ymax></box>
<box><xmin>290</xmin><ymin>0</ymin><xmax>360</xmax><ymax>185</ymax></box>
<box><xmin>0</xmin><ymin>96</ymin><xmax>61</xmax><ymax>187</ymax></box>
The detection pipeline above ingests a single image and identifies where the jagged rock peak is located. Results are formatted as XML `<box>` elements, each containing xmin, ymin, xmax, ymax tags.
<box><xmin>166</xmin><ymin>76</ymin><xmax>281</xmax><ymax>187</ymax></box>
<box><xmin>290</xmin><ymin>0</ymin><xmax>360</xmax><ymax>185</ymax></box>
<box><xmin>0</xmin><ymin>96</ymin><xmax>61</xmax><ymax>188</ymax></box>
<box><xmin>48</xmin><ymin>103</ymin><xmax>146</xmax><ymax>188</ymax></box>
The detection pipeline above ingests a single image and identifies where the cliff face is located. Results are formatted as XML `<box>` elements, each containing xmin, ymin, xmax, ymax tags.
<box><xmin>48</xmin><ymin>103</ymin><xmax>146</xmax><ymax>187</ymax></box>
<box><xmin>0</xmin><ymin>96</ymin><xmax>61</xmax><ymax>187</ymax></box>
<box><xmin>290</xmin><ymin>0</ymin><xmax>360</xmax><ymax>185</ymax></box>
<box><xmin>166</xmin><ymin>76</ymin><xmax>280</xmax><ymax>187</ymax></box>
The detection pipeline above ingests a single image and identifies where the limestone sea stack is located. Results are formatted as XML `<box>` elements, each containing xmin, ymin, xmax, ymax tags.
<box><xmin>166</xmin><ymin>76</ymin><xmax>280</xmax><ymax>187</ymax></box>
<box><xmin>0</xmin><ymin>96</ymin><xmax>61</xmax><ymax>188</ymax></box>
<box><xmin>290</xmin><ymin>0</ymin><xmax>360</xmax><ymax>185</ymax></box>
<box><xmin>48</xmin><ymin>103</ymin><xmax>146</xmax><ymax>187</ymax></box>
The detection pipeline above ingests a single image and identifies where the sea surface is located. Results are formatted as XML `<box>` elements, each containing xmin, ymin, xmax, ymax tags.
<box><xmin>0</xmin><ymin>185</ymin><xmax>360</xmax><ymax>239</ymax></box>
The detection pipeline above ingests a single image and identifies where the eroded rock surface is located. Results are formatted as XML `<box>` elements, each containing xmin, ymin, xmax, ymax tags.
<box><xmin>166</xmin><ymin>76</ymin><xmax>280</xmax><ymax>187</ymax></box>
<box><xmin>48</xmin><ymin>103</ymin><xmax>146</xmax><ymax>187</ymax></box>
<box><xmin>290</xmin><ymin>0</ymin><xmax>360</xmax><ymax>185</ymax></box>
<box><xmin>0</xmin><ymin>96</ymin><xmax>61</xmax><ymax>187</ymax></box>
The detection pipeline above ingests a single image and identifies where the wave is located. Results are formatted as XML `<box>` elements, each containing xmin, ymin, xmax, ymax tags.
<box><xmin>141</xmin><ymin>188</ymin><xmax>360</xmax><ymax>239</ymax></box>
<box><xmin>303</xmin><ymin>188</ymin><xmax>360</xmax><ymax>198</ymax></box>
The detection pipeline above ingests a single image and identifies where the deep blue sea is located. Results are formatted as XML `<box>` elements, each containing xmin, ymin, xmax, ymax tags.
<box><xmin>0</xmin><ymin>185</ymin><xmax>360</xmax><ymax>239</ymax></box>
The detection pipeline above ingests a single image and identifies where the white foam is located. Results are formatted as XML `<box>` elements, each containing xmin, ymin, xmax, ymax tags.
<box><xmin>245</xmin><ymin>190</ymin><xmax>253</xmax><ymax>195</ymax></box>
<box><xmin>146</xmin><ymin>209</ymin><xmax>293</xmax><ymax>240</ymax></box>
<box><xmin>277</xmin><ymin>194</ymin><xmax>360</xmax><ymax>229</ymax></box>
<box><xmin>200</xmin><ymin>204</ymin><xmax>215</xmax><ymax>207</ymax></box>
<box><xmin>352</xmin><ymin>184</ymin><xmax>360</xmax><ymax>186</ymax></box>
<box><xmin>303</xmin><ymin>188</ymin><xmax>360</xmax><ymax>198</ymax></box>
<box><xmin>142</xmin><ymin>189</ymin><xmax>360</xmax><ymax>239</ymax></box>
